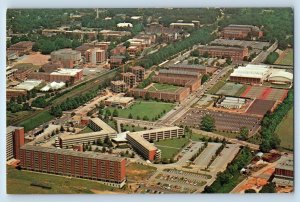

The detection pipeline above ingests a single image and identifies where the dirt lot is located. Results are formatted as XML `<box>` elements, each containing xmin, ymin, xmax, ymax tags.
<box><xmin>15</xmin><ymin>52</ymin><xmax>50</xmax><ymax>66</ymax></box>
<box><xmin>246</xmin><ymin>99</ymin><xmax>276</xmax><ymax>117</ymax></box>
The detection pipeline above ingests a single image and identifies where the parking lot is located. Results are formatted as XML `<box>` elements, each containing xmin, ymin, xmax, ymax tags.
<box><xmin>176</xmin><ymin>142</ymin><xmax>204</xmax><ymax>165</ymax></box>
<box><xmin>194</xmin><ymin>142</ymin><xmax>221</xmax><ymax>167</ymax></box>
<box><xmin>175</xmin><ymin>109</ymin><xmax>262</xmax><ymax>135</ymax></box>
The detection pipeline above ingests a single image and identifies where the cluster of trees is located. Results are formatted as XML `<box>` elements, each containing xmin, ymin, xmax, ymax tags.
<box><xmin>203</xmin><ymin>147</ymin><xmax>252</xmax><ymax>193</ymax></box>
<box><xmin>138</xmin><ymin>27</ymin><xmax>215</xmax><ymax>68</ymax></box>
<box><xmin>120</xmin><ymin>150</ymin><xmax>135</xmax><ymax>158</ymax></box>
<box><xmin>201</xmin><ymin>74</ymin><xmax>210</xmax><ymax>84</ymax></box>
<box><xmin>219</xmin><ymin>8</ymin><xmax>294</xmax><ymax>49</ymax></box>
<box><xmin>50</xmin><ymin>90</ymin><xmax>98</xmax><ymax>117</ymax></box>
<box><xmin>238</xmin><ymin>127</ymin><xmax>249</xmax><ymax>141</ymax></box>
<box><xmin>32</xmin><ymin>35</ymin><xmax>81</xmax><ymax>54</ymax></box>
<box><xmin>200</xmin><ymin>115</ymin><xmax>216</xmax><ymax>132</ymax></box>
<box><xmin>31</xmin><ymin>95</ymin><xmax>51</xmax><ymax>108</ymax></box>
<box><xmin>7</xmin><ymin>89</ymin><xmax>39</xmax><ymax>113</ymax></box>
<box><xmin>265</xmin><ymin>52</ymin><xmax>279</xmax><ymax>64</ymax></box>
<box><xmin>259</xmin><ymin>89</ymin><xmax>293</xmax><ymax>152</ymax></box>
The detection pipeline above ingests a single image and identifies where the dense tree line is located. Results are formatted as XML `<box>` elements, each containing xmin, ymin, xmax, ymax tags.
<box><xmin>50</xmin><ymin>90</ymin><xmax>98</xmax><ymax>117</ymax></box>
<box><xmin>219</xmin><ymin>8</ymin><xmax>294</xmax><ymax>49</ymax></box>
<box><xmin>259</xmin><ymin>89</ymin><xmax>293</xmax><ymax>152</ymax></box>
<box><xmin>138</xmin><ymin>27</ymin><xmax>215</xmax><ymax>68</ymax></box>
<box><xmin>137</xmin><ymin>71</ymin><xmax>155</xmax><ymax>88</ymax></box>
<box><xmin>203</xmin><ymin>147</ymin><xmax>252</xmax><ymax>193</ymax></box>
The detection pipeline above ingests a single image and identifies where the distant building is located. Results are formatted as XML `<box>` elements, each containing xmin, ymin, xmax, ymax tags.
<box><xmin>198</xmin><ymin>45</ymin><xmax>248</xmax><ymax>62</ymax></box>
<box><xmin>99</xmin><ymin>30</ymin><xmax>131</xmax><ymax>39</ymax></box>
<box><xmin>168</xmin><ymin>64</ymin><xmax>208</xmax><ymax>74</ymax></box>
<box><xmin>110</xmin><ymin>55</ymin><xmax>125</xmax><ymax>68</ymax></box>
<box><xmin>110</xmin><ymin>45</ymin><xmax>127</xmax><ymax>56</ymax></box>
<box><xmin>268</xmin><ymin>71</ymin><xmax>293</xmax><ymax>85</ymax></box>
<box><xmin>6</xmin><ymin>126</ymin><xmax>25</xmax><ymax>160</ymax></box>
<box><xmin>221</xmin><ymin>24</ymin><xmax>263</xmax><ymax>40</ymax></box>
<box><xmin>129</xmin><ymin>66</ymin><xmax>145</xmax><ymax>82</ymax></box>
<box><xmin>170</xmin><ymin>22</ymin><xmax>195</xmax><ymax>29</ymax></box>
<box><xmin>7</xmin><ymin>41</ymin><xmax>34</xmax><ymax>56</ymax></box>
<box><xmin>51</xmin><ymin>49</ymin><xmax>81</xmax><ymax>68</ymax></box>
<box><xmin>111</xmin><ymin>80</ymin><xmax>128</xmax><ymax>93</ymax></box>
<box><xmin>117</xmin><ymin>22</ymin><xmax>133</xmax><ymax>28</ymax></box>
<box><xmin>28</xmin><ymin>68</ymin><xmax>83</xmax><ymax>83</ymax></box>
<box><xmin>41</xmin><ymin>61</ymin><xmax>64</xmax><ymax>73</ymax></box>
<box><xmin>121</xmin><ymin>72</ymin><xmax>136</xmax><ymax>88</ymax></box>
<box><xmin>6</xmin><ymin>89</ymin><xmax>27</xmax><ymax>100</ymax></box>
<box><xmin>85</xmin><ymin>48</ymin><xmax>106</xmax><ymax>64</ymax></box>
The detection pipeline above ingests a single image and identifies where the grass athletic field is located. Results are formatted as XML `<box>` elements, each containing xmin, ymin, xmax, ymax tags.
<box><xmin>216</xmin><ymin>82</ymin><xmax>246</xmax><ymax>96</ymax></box>
<box><xmin>19</xmin><ymin>111</ymin><xmax>54</xmax><ymax>132</ymax></box>
<box><xmin>275</xmin><ymin>48</ymin><xmax>293</xmax><ymax>66</ymax></box>
<box><xmin>107</xmin><ymin>101</ymin><xmax>174</xmax><ymax>120</ymax></box>
<box><xmin>276</xmin><ymin>107</ymin><xmax>294</xmax><ymax>150</ymax></box>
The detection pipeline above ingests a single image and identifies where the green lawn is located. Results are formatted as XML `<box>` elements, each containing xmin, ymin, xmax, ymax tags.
<box><xmin>276</xmin><ymin>107</ymin><xmax>294</xmax><ymax>150</ymax></box>
<box><xmin>79</xmin><ymin>126</ymin><xmax>94</xmax><ymax>134</ymax></box>
<box><xmin>122</xmin><ymin>124</ymin><xmax>145</xmax><ymax>132</ymax></box>
<box><xmin>7</xmin><ymin>166</ymin><xmax>119</xmax><ymax>194</ymax></box>
<box><xmin>148</xmin><ymin>83</ymin><xmax>180</xmax><ymax>92</ymax></box>
<box><xmin>275</xmin><ymin>49</ymin><xmax>293</xmax><ymax>65</ymax></box>
<box><xmin>107</xmin><ymin>101</ymin><xmax>174</xmax><ymax>121</ymax></box>
<box><xmin>126</xmin><ymin>163</ymin><xmax>157</xmax><ymax>182</ymax></box>
<box><xmin>155</xmin><ymin>137</ymin><xmax>189</xmax><ymax>159</ymax></box>
<box><xmin>19</xmin><ymin>111</ymin><xmax>54</xmax><ymax>132</ymax></box>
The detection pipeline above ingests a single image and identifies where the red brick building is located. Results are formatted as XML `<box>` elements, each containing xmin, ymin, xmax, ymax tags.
<box><xmin>129</xmin><ymin>66</ymin><xmax>145</xmax><ymax>82</ymax></box>
<box><xmin>130</xmin><ymin>87</ymin><xmax>190</xmax><ymax>103</ymax></box>
<box><xmin>7</xmin><ymin>41</ymin><xmax>34</xmax><ymax>56</ymax></box>
<box><xmin>19</xmin><ymin>145</ymin><xmax>126</xmax><ymax>187</ymax></box>
<box><xmin>110</xmin><ymin>45</ymin><xmax>127</xmax><ymax>56</ymax></box>
<box><xmin>221</xmin><ymin>24</ymin><xmax>263</xmax><ymax>40</ymax></box>
<box><xmin>168</xmin><ymin>64</ymin><xmax>208</xmax><ymax>74</ymax></box>
<box><xmin>110</xmin><ymin>55</ymin><xmax>125</xmax><ymax>68</ymax></box>
<box><xmin>13</xmin><ymin>67</ymin><xmax>34</xmax><ymax>81</ymax></box>
<box><xmin>6</xmin><ymin>126</ymin><xmax>25</xmax><ymax>160</ymax></box>
<box><xmin>6</xmin><ymin>89</ymin><xmax>27</xmax><ymax>100</ymax></box>
<box><xmin>198</xmin><ymin>45</ymin><xmax>248</xmax><ymax>62</ymax></box>
<box><xmin>121</xmin><ymin>72</ymin><xmax>136</xmax><ymax>88</ymax></box>
<box><xmin>28</xmin><ymin>68</ymin><xmax>83</xmax><ymax>83</ymax></box>
<box><xmin>85</xmin><ymin>48</ymin><xmax>106</xmax><ymax>64</ymax></box>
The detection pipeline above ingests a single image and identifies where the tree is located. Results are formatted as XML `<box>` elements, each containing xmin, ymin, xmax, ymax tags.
<box><xmin>128</xmin><ymin>113</ymin><xmax>133</xmax><ymax>119</ymax></box>
<box><xmin>143</xmin><ymin>115</ymin><xmax>149</xmax><ymax>121</ymax></box>
<box><xmin>201</xmin><ymin>74</ymin><xmax>210</xmax><ymax>84</ymax></box>
<box><xmin>259</xmin><ymin>182</ymin><xmax>276</xmax><ymax>193</ymax></box>
<box><xmin>112</xmin><ymin>109</ymin><xmax>119</xmax><ymax>117</ymax></box>
<box><xmin>239</xmin><ymin>127</ymin><xmax>249</xmax><ymax>141</ymax></box>
<box><xmin>245</xmin><ymin>189</ymin><xmax>256</xmax><ymax>193</ymax></box>
<box><xmin>106</xmin><ymin>109</ymin><xmax>111</xmax><ymax>116</ymax></box>
<box><xmin>101</xmin><ymin>147</ymin><xmax>106</xmax><ymax>153</ymax></box>
<box><xmin>200</xmin><ymin>115</ymin><xmax>215</xmax><ymax>132</ymax></box>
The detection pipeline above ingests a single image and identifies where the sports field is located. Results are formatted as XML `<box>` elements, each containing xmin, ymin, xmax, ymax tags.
<box><xmin>216</xmin><ymin>82</ymin><xmax>246</xmax><ymax>96</ymax></box>
<box><xmin>7</xmin><ymin>166</ymin><xmax>118</xmax><ymax>194</ymax></box>
<box><xmin>275</xmin><ymin>48</ymin><xmax>293</xmax><ymax>66</ymax></box>
<box><xmin>148</xmin><ymin>83</ymin><xmax>180</xmax><ymax>92</ymax></box>
<box><xmin>276</xmin><ymin>107</ymin><xmax>294</xmax><ymax>150</ymax></box>
<box><xmin>240</xmin><ymin>86</ymin><xmax>288</xmax><ymax>102</ymax></box>
<box><xmin>107</xmin><ymin>101</ymin><xmax>174</xmax><ymax>121</ymax></box>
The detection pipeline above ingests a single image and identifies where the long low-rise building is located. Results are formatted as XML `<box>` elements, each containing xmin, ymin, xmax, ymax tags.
<box><xmin>230</xmin><ymin>64</ymin><xmax>270</xmax><ymax>84</ymax></box>
<box><xmin>221</xmin><ymin>24</ymin><xmax>263</xmax><ymax>40</ymax></box>
<box><xmin>130</xmin><ymin>87</ymin><xmax>190</xmax><ymax>103</ymax></box>
<box><xmin>168</xmin><ymin>64</ymin><xmax>208</xmax><ymax>74</ymax></box>
<box><xmin>59</xmin><ymin>118</ymin><xmax>117</xmax><ymax>149</ymax></box>
<box><xmin>198</xmin><ymin>45</ymin><xmax>248</xmax><ymax>62</ymax></box>
<box><xmin>127</xmin><ymin>127</ymin><xmax>184</xmax><ymax>161</ymax></box>
<box><xmin>28</xmin><ymin>68</ymin><xmax>83</xmax><ymax>83</ymax></box>
<box><xmin>19</xmin><ymin>145</ymin><xmax>126</xmax><ymax>187</ymax></box>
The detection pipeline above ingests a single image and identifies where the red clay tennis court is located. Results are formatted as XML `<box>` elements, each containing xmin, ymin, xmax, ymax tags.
<box><xmin>240</xmin><ymin>86</ymin><xmax>288</xmax><ymax>102</ymax></box>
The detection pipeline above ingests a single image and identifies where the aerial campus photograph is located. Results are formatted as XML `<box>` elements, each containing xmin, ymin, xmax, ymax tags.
<box><xmin>5</xmin><ymin>8</ymin><xmax>294</xmax><ymax>194</ymax></box>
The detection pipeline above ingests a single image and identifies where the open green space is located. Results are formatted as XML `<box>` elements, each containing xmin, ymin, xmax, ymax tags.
<box><xmin>7</xmin><ymin>166</ymin><xmax>118</xmax><ymax>194</ymax></box>
<box><xmin>148</xmin><ymin>83</ymin><xmax>180</xmax><ymax>92</ymax></box>
<box><xmin>107</xmin><ymin>101</ymin><xmax>174</xmax><ymax>121</ymax></box>
<box><xmin>216</xmin><ymin>82</ymin><xmax>246</xmax><ymax>97</ymax></box>
<box><xmin>275</xmin><ymin>49</ymin><xmax>293</xmax><ymax>66</ymax></box>
<box><xmin>79</xmin><ymin>126</ymin><xmax>94</xmax><ymax>134</ymax></box>
<box><xmin>19</xmin><ymin>111</ymin><xmax>54</xmax><ymax>132</ymax></box>
<box><xmin>275</xmin><ymin>107</ymin><xmax>294</xmax><ymax>150</ymax></box>
<box><xmin>155</xmin><ymin>137</ymin><xmax>189</xmax><ymax>160</ymax></box>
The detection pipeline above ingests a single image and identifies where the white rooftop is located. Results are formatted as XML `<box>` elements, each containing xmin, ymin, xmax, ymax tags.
<box><xmin>50</xmin><ymin>68</ymin><xmax>82</xmax><ymax>76</ymax></box>
<box><xmin>14</xmin><ymin>80</ymin><xmax>42</xmax><ymax>91</ymax></box>
<box><xmin>230</xmin><ymin>64</ymin><xmax>270</xmax><ymax>79</ymax></box>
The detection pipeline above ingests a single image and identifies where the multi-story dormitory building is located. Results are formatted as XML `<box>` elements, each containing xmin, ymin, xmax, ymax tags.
<box><xmin>126</xmin><ymin>127</ymin><xmax>184</xmax><ymax>161</ymax></box>
<box><xmin>19</xmin><ymin>145</ymin><xmax>126</xmax><ymax>188</ymax></box>
<box><xmin>198</xmin><ymin>45</ymin><xmax>249</xmax><ymax>62</ymax></box>
<box><xmin>6</xmin><ymin>126</ymin><xmax>25</xmax><ymax>160</ymax></box>
<box><xmin>221</xmin><ymin>24</ymin><xmax>263</xmax><ymax>40</ymax></box>
<box><xmin>58</xmin><ymin>118</ymin><xmax>117</xmax><ymax>149</ymax></box>
<box><xmin>129</xmin><ymin>66</ymin><xmax>145</xmax><ymax>82</ymax></box>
